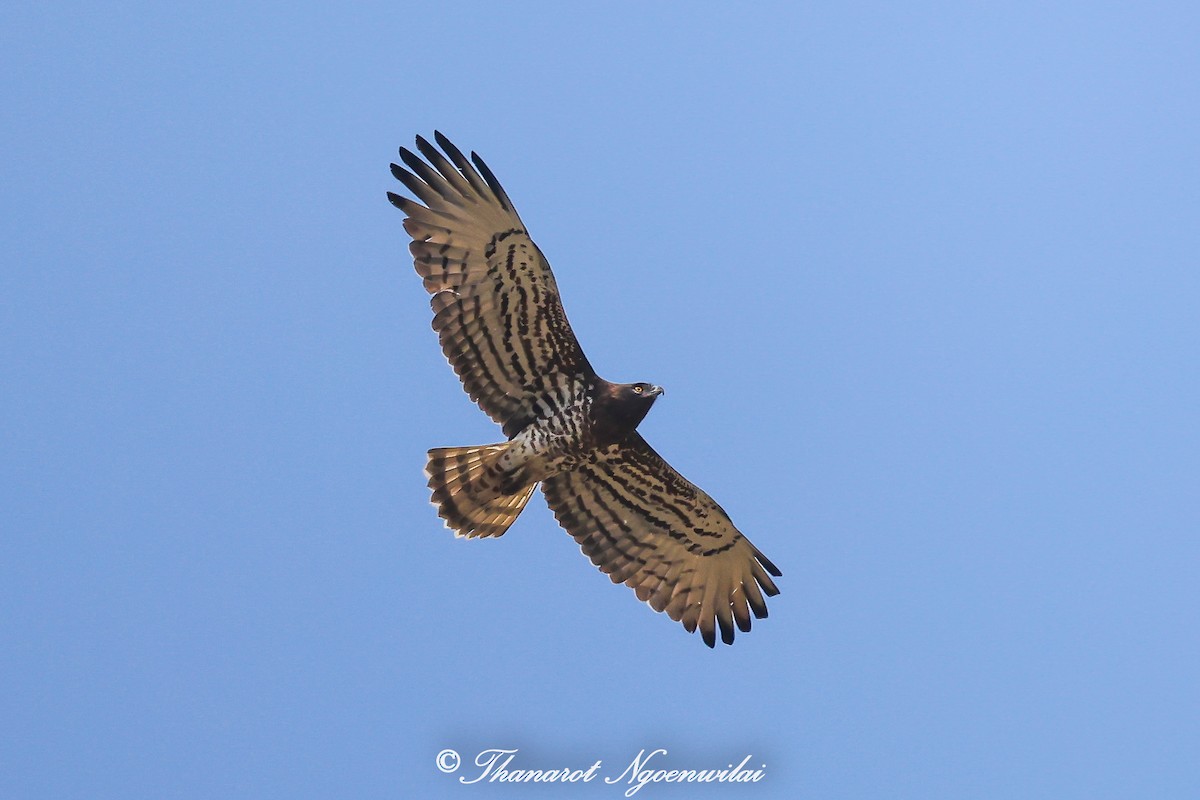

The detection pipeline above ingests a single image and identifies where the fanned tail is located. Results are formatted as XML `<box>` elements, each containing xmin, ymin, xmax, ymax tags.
<box><xmin>425</xmin><ymin>444</ymin><xmax>536</xmax><ymax>538</ymax></box>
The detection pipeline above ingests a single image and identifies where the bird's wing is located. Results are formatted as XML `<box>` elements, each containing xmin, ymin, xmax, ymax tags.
<box><xmin>541</xmin><ymin>433</ymin><xmax>781</xmax><ymax>647</ymax></box>
<box><xmin>389</xmin><ymin>133</ymin><xmax>593</xmax><ymax>437</ymax></box>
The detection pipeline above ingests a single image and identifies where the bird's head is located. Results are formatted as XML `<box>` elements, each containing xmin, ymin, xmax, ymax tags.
<box><xmin>625</xmin><ymin>382</ymin><xmax>665</xmax><ymax>403</ymax></box>
<box><xmin>592</xmin><ymin>381</ymin><xmax>665</xmax><ymax>444</ymax></box>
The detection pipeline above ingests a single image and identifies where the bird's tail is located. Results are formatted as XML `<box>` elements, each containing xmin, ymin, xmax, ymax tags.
<box><xmin>425</xmin><ymin>443</ymin><xmax>537</xmax><ymax>538</ymax></box>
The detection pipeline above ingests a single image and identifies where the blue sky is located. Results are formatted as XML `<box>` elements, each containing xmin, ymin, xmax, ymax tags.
<box><xmin>3</xmin><ymin>2</ymin><xmax>1198</xmax><ymax>798</ymax></box>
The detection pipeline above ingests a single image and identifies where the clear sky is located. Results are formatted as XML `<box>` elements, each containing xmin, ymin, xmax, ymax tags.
<box><xmin>3</xmin><ymin>2</ymin><xmax>1198</xmax><ymax>798</ymax></box>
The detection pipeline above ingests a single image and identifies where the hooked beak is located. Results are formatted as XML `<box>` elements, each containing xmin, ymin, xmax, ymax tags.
<box><xmin>649</xmin><ymin>385</ymin><xmax>665</xmax><ymax>398</ymax></box>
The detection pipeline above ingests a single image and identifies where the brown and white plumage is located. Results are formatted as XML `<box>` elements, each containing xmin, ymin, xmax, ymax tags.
<box><xmin>389</xmin><ymin>132</ymin><xmax>781</xmax><ymax>647</ymax></box>
<box><xmin>389</xmin><ymin>133</ymin><xmax>591</xmax><ymax>437</ymax></box>
<box><xmin>542</xmin><ymin>434</ymin><xmax>780</xmax><ymax>647</ymax></box>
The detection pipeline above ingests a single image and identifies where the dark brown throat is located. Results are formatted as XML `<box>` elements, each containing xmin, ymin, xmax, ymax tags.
<box><xmin>589</xmin><ymin>380</ymin><xmax>657</xmax><ymax>447</ymax></box>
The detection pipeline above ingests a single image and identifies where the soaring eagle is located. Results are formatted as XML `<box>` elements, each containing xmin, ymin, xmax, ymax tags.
<box><xmin>388</xmin><ymin>133</ymin><xmax>781</xmax><ymax>647</ymax></box>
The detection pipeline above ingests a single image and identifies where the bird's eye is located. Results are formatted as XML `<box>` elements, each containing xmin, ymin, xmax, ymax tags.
<box><xmin>632</xmin><ymin>385</ymin><xmax>643</xmax><ymax>394</ymax></box>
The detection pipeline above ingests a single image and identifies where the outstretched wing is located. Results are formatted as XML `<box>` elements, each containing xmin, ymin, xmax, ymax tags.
<box><xmin>388</xmin><ymin>132</ymin><xmax>593</xmax><ymax>437</ymax></box>
<box><xmin>541</xmin><ymin>433</ymin><xmax>781</xmax><ymax>647</ymax></box>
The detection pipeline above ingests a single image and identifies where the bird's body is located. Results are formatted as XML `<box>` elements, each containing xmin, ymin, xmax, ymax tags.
<box><xmin>389</xmin><ymin>133</ymin><xmax>781</xmax><ymax>646</ymax></box>
<box><xmin>506</xmin><ymin>379</ymin><xmax>661</xmax><ymax>476</ymax></box>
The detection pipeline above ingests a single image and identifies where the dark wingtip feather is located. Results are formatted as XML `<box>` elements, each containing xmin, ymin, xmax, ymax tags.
<box><xmin>434</xmin><ymin>131</ymin><xmax>470</xmax><ymax>165</ymax></box>
<box><xmin>398</xmin><ymin>146</ymin><xmax>427</xmax><ymax>175</ymax></box>
<box><xmin>701</xmin><ymin>626</ymin><xmax>716</xmax><ymax>648</ymax></box>
<box><xmin>389</xmin><ymin>161</ymin><xmax>438</xmax><ymax>204</ymax></box>
<box><xmin>746</xmin><ymin>589</ymin><xmax>769</xmax><ymax>618</ymax></box>
<box><xmin>470</xmin><ymin>150</ymin><xmax>513</xmax><ymax>211</ymax></box>
<box><xmin>386</xmin><ymin>191</ymin><xmax>421</xmax><ymax>215</ymax></box>
<box><xmin>414</xmin><ymin>134</ymin><xmax>439</xmax><ymax>161</ymax></box>
<box><xmin>758</xmin><ymin>552</ymin><xmax>783</xmax><ymax>578</ymax></box>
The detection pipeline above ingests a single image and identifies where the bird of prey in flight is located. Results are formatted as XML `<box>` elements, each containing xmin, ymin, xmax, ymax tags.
<box><xmin>388</xmin><ymin>133</ymin><xmax>780</xmax><ymax>647</ymax></box>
